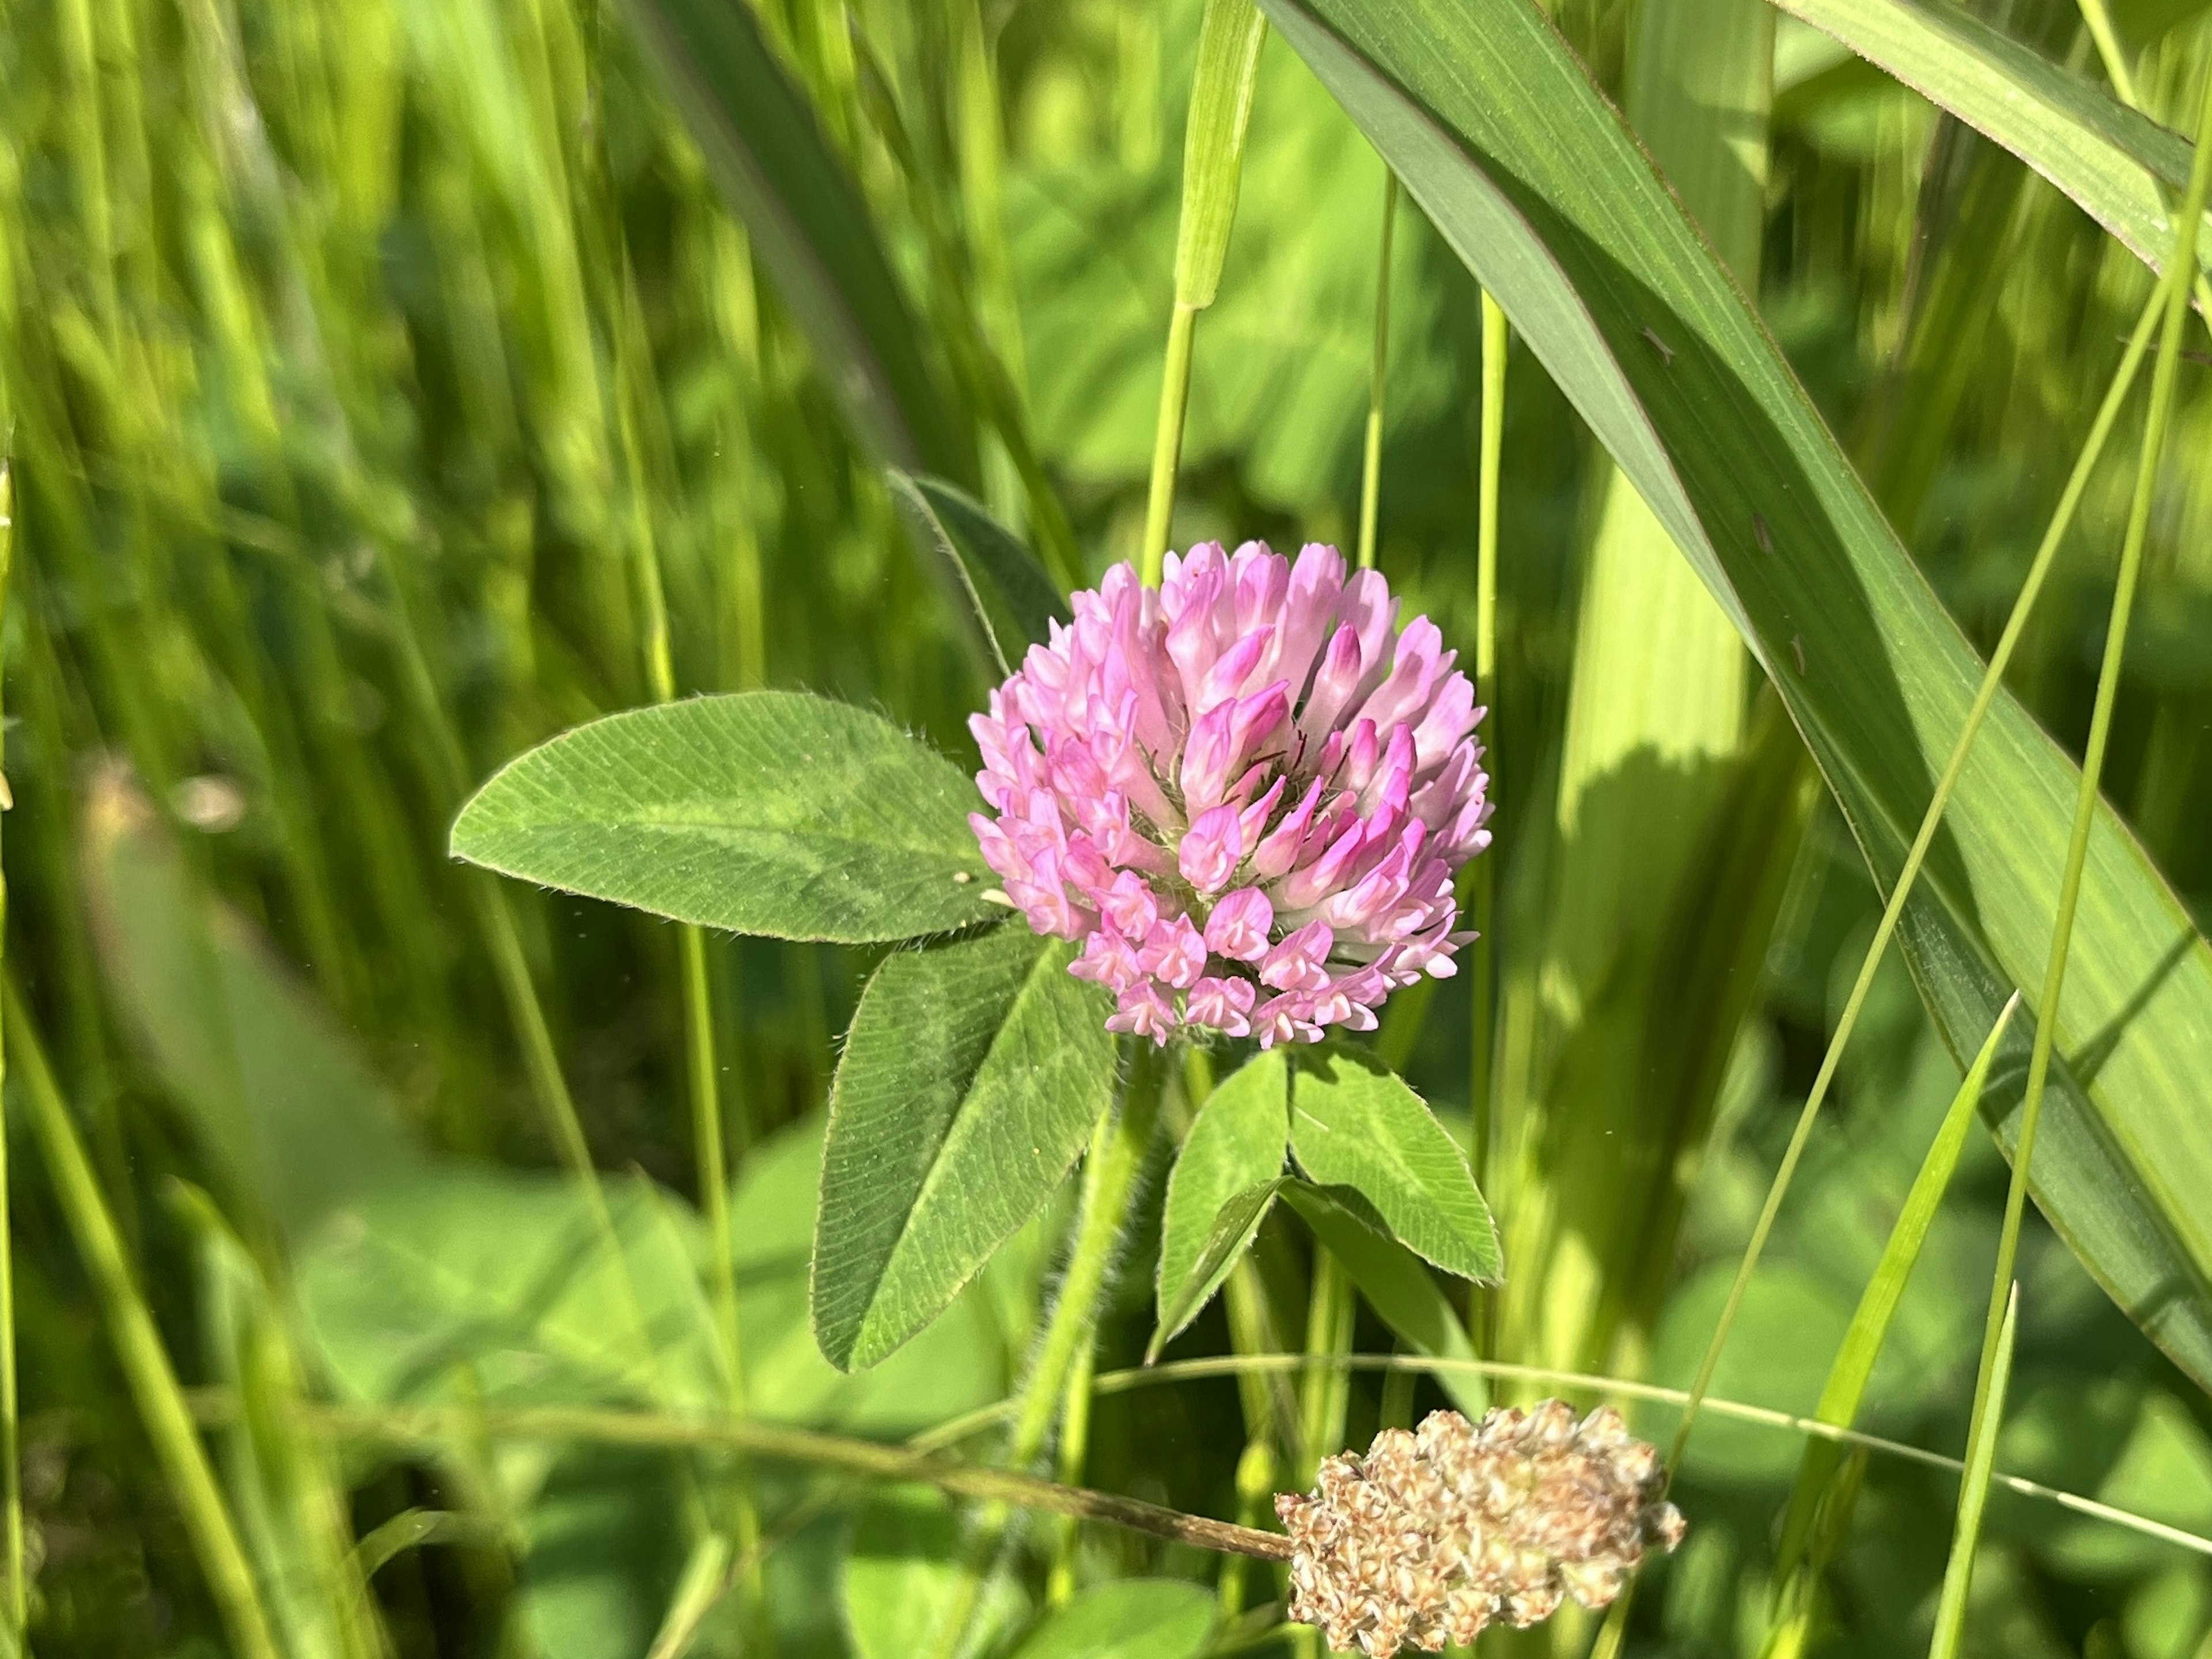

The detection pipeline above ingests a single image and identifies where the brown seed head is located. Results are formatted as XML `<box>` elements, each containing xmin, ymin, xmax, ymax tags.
<box><xmin>1274</xmin><ymin>1402</ymin><xmax>1685</xmax><ymax>1656</ymax></box>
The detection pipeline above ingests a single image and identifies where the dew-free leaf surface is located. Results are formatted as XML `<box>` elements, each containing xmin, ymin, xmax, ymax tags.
<box><xmin>1288</xmin><ymin>1046</ymin><xmax>1499</xmax><ymax>1282</ymax></box>
<box><xmin>814</xmin><ymin>923</ymin><xmax>1113</xmax><ymax>1371</ymax></box>
<box><xmin>890</xmin><ymin>471</ymin><xmax>1067</xmax><ymax>677</ymax></box>
<box><xmin>451</xmin><ymin>692</ymin><xmax>998</xmax><ymax>943</ymax></box>
<box><xmin>1153</xmin><ymin>1050</ymin><xmax>1289</xmax><ymax>1357</ymax></box>
<box><xmin>1266</xmin><ymin>0</ymin><xmax>2212</xmax><ymax>1393</ymax></box>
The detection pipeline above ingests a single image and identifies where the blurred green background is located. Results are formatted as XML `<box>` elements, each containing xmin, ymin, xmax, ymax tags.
<box><xmin>6</xmin><ymin>0</ymin><xmax>2212</xmax><ymax>1653</ymax></box>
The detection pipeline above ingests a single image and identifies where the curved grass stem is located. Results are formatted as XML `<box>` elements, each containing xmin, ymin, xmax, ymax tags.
<box><xmin>0</xmin><ymin>461</ymin><xmax>20</xmax><ymax>1644</ymax></box>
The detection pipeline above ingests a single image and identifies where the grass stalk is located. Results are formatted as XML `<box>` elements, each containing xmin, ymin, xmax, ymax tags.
<box><xmin>0</xmin><ymin>461</ymin><xmax>20</xmax><ymax>1643</ymax></box>
<box><xmin>1469</xmin><ymin>292</ymin><xmax>1506</xmax><ymax>1196</ymax></box>
<box><xmin>1938</xmin><ymin>63</ymin><xmax>2212</xmax><ymax>1637</ymax></box>
<box><xmin>1356</xmin><ymin>173</ymin><xmax>1399</xmax><ymax>573</ymax></box>
<box><xmin>434</xmin><ymin>1349</ymin><xmax>2206</xmax><ymax>1562</ymax></box>
<box><xmin>1926</xmin><ymin>1287</ymin><xmax>2019</xmax><ymax>1659</ymax></box>
<box><xmin>2071</xmin><ymin>0</ymin><xmax>2212</xmax><ymax>343</ymax></box>
<box><xmin>316</xmin><ymin>1398</ymin><xmax>1293</xmax><ymax>1565</ymax></box>
<box><xmin>1141</xmin><ymin>0</ymin><xmax>1267</xmax><ymax>585</ymax></box>
<box><xmin>7</xmin><ymin>984</ymin><xmax>281</xmax><ymax>1659</ymax></box>
<box><xmin>1141</xmin><ymin>302</ymin><xmax>1199</xmax><ymax>585</ymax></box>
<box><xmin>1761</xmin><ymin>995</ymin><xmax>2020</xmax><ymax>1658</ymax></box>
<box><xmin>1044</xmin><ymin>1338</ymin><xmax>1096</xmax><ymax>1605</ymax></box>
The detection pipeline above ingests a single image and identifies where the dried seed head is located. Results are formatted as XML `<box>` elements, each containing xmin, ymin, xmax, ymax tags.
<box><xmin>1274</xmin><ymin>1403</ymin><xmax>1685</xmax><ymax>1657</ymax></box>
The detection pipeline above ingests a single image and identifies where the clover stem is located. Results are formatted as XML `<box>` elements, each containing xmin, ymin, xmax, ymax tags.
<box><xmin>930</xmin><ymin>1040</ymin><xmax>1168</xmax><ymax>1656</ymax></box>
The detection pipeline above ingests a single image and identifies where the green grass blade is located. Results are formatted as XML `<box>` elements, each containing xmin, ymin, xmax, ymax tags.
<box><xmin>1262</xmin><ymin>0</ymin><xmax>2212</xmax><ymax>1397</ymax></box>
<box><xmin>1926</xmin><ymin>1285</ymin><xmax>2020</xmax><ymax>1659</ymax></box>
<box><xmin>0</xmin><ymin>459</ymin><xmax>20</xmax><ymax>1645</ymax></box>
<box><xmin>1770</xmin><ymin>0</ymin><xmax>2212</xmax><ymax>297</ymax></box>
<box><xmin>1142</xmin><ymin>0</ymin><xmax>1269</xmax><ymax>581</ymax></box>
<box><xmin>1174</xmin><ymin>0</ymin><xmax>1271</xmax><ymax>313</ymax></box>
<box><xmin>1355</xmin><ymin>172</ymin><xmax>1397</xmax><ymax>572</ymax></box>
<box><xmin>1945</xmin><ymin>67</ymin><xmax>2212</xmax><ymax>1652</ymax></box>
<box><xmin>7</xmin><ymin>986</ymin><xmax>282</xmax><ymax>1659</ymax></box>
<box><xmin>1762</xmin><ymin>994</ymin><xmax>2021</xmax><ymax>1654</ymax></box>
<box><xmin>618</xmin><ymin>0</ymin><xmax>975</xmax><ymax>483</ymax></box>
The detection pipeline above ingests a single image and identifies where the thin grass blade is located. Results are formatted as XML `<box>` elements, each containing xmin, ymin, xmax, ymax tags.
<box><xmin>1926</xmin><ymin>1286</ymin><xmax>2020</xmax><ymax>1659</ymax></box>
<box><xmin>1762</xmin><ymin>994</ymin><xmax>2021</xmax><ymax>1656</ymax></box>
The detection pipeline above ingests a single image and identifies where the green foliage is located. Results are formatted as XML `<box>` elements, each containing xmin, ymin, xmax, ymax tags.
<box><xmin>1281</xmin><ymin>1184</ymin><xmax>1488</xmax><ymax>1418</ymax></box>
<box><xmin>815</xmin><ymin>923</ymin><xmax>1112</xmax><ymax>1371</ymax></box>
<box><xmin>1006</xmin><ymin>1579</ymin><xmax>1215</xmax><ymax>1659</ymax></box>
<box><xmin>890</xmin><ymin>471</ymin><xmax>1070</xmax><ymax>676</ymax></box>
<box><xmin>1764</xmin><ymin>997</ymin><xmax>2019</xmax><ymax>1653</ymax></box>
<box><xmin>14</xmin><ymin>0</ymin><xmax>2212</xmax><ymax>1650</ymax></box>
<box><xmin>1172</xmin><ymin>0</ymin><xmax>1271</xmax><ymax>312</ymax></box>
<box><xmin>83</xmin><ymin>772</ymin><xmax>422</xmax><ymax>1248</ymax></box>
<box><xmin>1268</xmin><ymin>0</ymin><xmax>2212</xmax><ymax>1398</ymax></box>
<box><xmin>1287</xmin><ymin>1046</ymin><xmax>1499</xmax><ymax>1282</ymax></box>
<box><xmin>1774</xmin><ymin>0</ymin><xmax>2212</xmax><ymax>294</ymax></box>
<box><xmin>1152</xmin><ymin>1050</ymin><xmax>1287</xmax><ymax>1355</ymax></box>
<box><xmin>843</xmin><ymin>1490</ymin><xmax>1028</xmax><ymax>1658</ymax></box>
<box><xmin>452</xmin><ymin>691</ymin><xmax>998</xmax><ymax>943</ymax></box>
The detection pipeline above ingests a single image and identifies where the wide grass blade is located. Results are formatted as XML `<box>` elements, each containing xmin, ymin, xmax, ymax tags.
<box><xmin>1494</xmin><ymin>0</ymin><xmax>1775</xmax><ymax>1385</ymax></box>
<box><xmin>617</xmin><ymin>0</ymin><xmax>974</xmax><ymax>483</ymax></box>
<box><xmin>1262</xmin><ymin>0</ymin><xmax>2212</xmax><ymax>1395</ymax></box>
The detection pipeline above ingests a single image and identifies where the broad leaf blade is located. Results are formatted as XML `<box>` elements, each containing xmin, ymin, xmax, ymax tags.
<box><xmin>1283</xmin><ymin>1183</ymin><xmax>1487</xmax><ymax>1418</ymax></box>
<box><xmin>1771</xmin><ymin>0</ymin><xmax>2212</xmax><ymax>292</ymax></box>
<box><xmin>1153</xmin><ymin>1181</ymin><xmax>1284</xmax><ymax>1365</ymax></box>
<box><xmin>84</xmin><ymin>770</ymin><xmax>421</xmax><ymax>1244</ymax></box>
<box><xmin>889</xmin><ymin>470</ymin><xmax>1067</xmax><ymax>678</ymax></box>
<box><xmin>1287</xmin><ymin>1047</ymin><xmax>1499</xmax><ymax>1282</ymax></box>
<box><xmin>815</xmin><ymin>925</ymin><xmax>1113</xmax><ymax>1371</ymax></box>
<box><xmin>1266</xmin><ymin>0</ymin><xmax>2212</xmax><ymax>1393</ymax></box>
<box><xmin>451</xmin><ymin>692</ymin><xmax>997</xmax><ymax>944</ymax></box>
<box><xmin>1153</xmin><ymin>1050</ymin><xmax>1290</xmax><ymax>1358</ymax></box>
<box><xmin>299</xmin><ymin>1170</ymin><xmax>724</xmax><ymax>1412</ymax></box>
<box><xmin>618</xmin><ymin>0</ymin><xmax>974</xmax><ymax>483</ymax></box>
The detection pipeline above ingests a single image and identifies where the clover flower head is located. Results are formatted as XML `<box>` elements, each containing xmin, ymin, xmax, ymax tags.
<box><xmin>969</xmin><ymin>541</ymin><xmax>1492</xmax><ymax>1047</ymax></box>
